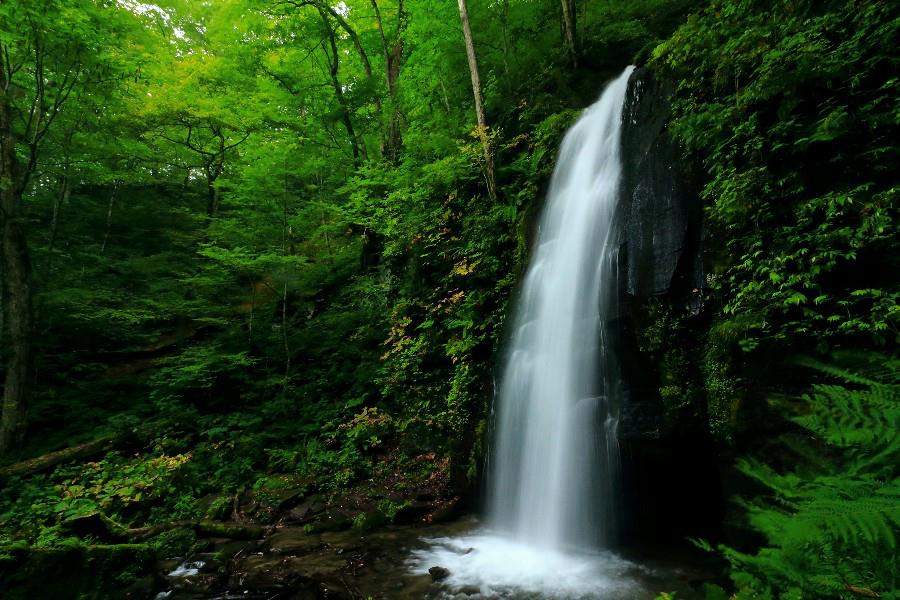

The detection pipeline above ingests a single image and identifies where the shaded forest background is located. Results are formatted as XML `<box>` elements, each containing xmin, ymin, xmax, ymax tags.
<box><xmin>0</xmin><ymin>0</ymin><xmax>897</xmax><ymax>598</ymax></box>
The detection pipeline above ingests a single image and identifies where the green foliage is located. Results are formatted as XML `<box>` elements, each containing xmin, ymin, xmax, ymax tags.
<box><xmin>654</xmin><ymin>0</ymin><xmax>900</xmax><ymax>359</ymax></box>
<box><xmin>702</xmin><ymin>337</ymin><xmax>742</xmax><ymax>441</ymax></box>
<box><xmin>0</xmin><ymin>451</ymin><xmax>195</xmax><ymax>544</ymax></box>
<box><xmin>149</xmin><ymin>527</ymin><xmax>198</xmax><ymax>559</ymax></box>
<box><xmin>707</xmin><ymin>355</ymin><xmax>900</xmax><ymax>599</ymax></box>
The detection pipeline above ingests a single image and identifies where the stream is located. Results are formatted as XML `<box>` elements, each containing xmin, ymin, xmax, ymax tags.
<box><xmin>157</xmin><ymin>516</ymin><xmax>712</xmax><ymax>599</ymax></box>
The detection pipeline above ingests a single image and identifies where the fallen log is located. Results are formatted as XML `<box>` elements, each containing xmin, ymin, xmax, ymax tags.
<box><xmin>0</xmin><ymin>434</ymin><xmax>121</xmax><ymax>481</ymax></box>
<box><xmin>28</xmin><ymin>509</ymin><xmax>266</xmax><ymax>544</ymax></box>
<box><xmin>0</xmin><ymin>420</ymin><xmax>174</xmax><ymax>483</ymax></box>
<box><xmin>128</xmin><ymin>520</ymin><xmax>267</xmax><ymax>542</ymax></box>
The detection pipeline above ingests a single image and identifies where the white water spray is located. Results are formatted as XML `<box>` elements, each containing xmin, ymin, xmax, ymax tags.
<box><xmin>487</xmin><ymin>65</ymin><xmax>633</xmax><ymax>550</ymax></box>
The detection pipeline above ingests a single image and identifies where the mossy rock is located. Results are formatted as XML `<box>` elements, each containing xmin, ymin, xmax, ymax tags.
<box><xmin>60</xmin><ymin>511</ymin><xmax>129</xmax><ymax>542</ymax></box>
<box><xmin>352</xmin><ymin>509</ymin><xmax>388</xmax><ymax>531</ymax></box>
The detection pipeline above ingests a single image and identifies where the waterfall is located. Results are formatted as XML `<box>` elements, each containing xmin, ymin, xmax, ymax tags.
<box><xmin>487</xmin><ymin>65</ymin><xmax>633</xmax><ymax>550</ymax></box>
<box><xmin>409</xmin><ymin>67</ymin><xmax>642</xmax><ymax>598</ymax></box>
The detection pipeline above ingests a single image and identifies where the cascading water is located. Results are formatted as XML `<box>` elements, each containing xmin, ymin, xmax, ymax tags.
<box><xmin>486</xmin><ymin>65</ymin><xmax>633</xmax><ymax>551</ymax></box>
<box><xmin>410</xmin><ymin>66</ymin><xmax>643</xmax><ymax>598</ymax></box>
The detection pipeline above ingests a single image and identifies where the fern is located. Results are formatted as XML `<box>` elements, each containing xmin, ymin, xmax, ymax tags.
<box><xmin>718</xmin><ymin>354</ymin><xmax>900</xmax><ymax>599</ymax></box>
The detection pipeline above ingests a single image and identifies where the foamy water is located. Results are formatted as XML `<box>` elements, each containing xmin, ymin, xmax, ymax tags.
<box><xmin>408</xmin><ymin>530</ymin><xmax>646</xmax><ymax>599</ymax></box>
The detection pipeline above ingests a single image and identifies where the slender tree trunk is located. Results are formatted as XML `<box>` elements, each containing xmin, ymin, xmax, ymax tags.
<box><xmin>281</xmin><ymin>281</ymin><xmax>290</xmax><ymax>395</ymax></box>
<box><xmin>324</xmin><ymin>5</ymin><xmax>374</xmax><ymax>81</ymax></box>
<box><xmin>438</xmin><ymin>75</ymin><xmax>451</xmax><ymax>114</ymax></box>
<box><xmin>281</xmin><ymin>164</ymin><xmax>291</xmax><ymax>394</ymax></box>
<box><xmin>44</xmin><ymin>171</ymin><xmax>71</xmax><ymax>280</ymax></box>
<box><xmin>320</xmin><ymin>13</ymin><xmax>363</xmax><ymax>165</ymax></box>
<box><xmin>100</xmin><ymin>182</ymin><xmax>119</xmax><ymax>255</ymax></box>
<box><xmin>321</xmin><ymin>2</ymin><xmax>383</xmax><ymax>112</ymax></box>
<box><xmin>560</xmin><ymin>0</ymin><xmax>577</xmax><ymax>67</ymax></box>
<box><xmin>290</xmin><ymin>2</ymin><xmax>381</xmax><ymax>150</ymax></box>
<box><xmin>457</xmin><ymin>0</ymin><xmax>486</xmax><ymax>134</ymax></box>
<box><xmin>0</xmin><ymin>251</ymin><xmax>4</xmax><ymax>376</ymax></box>
<box><xmin>457</xmin><ymin>0</ymin><xmax>496</xmax><ymax>200</ymax></box>
<box><xmin>500</xmin><ymin>0</ymin><xmax>511</xmax><ymax>76</ymax></box>
<box><xmin>0</xmin><ymin>92</ymin><xmax>33</xmax><ymax>454</ymax></box>
<box><xmin>205</xmin><ymin>131</ymin><xmax>226</xmax><ymax>218</ymax></box>
<box><xmin>206</xmin><ymin>179</ymin><xmax>220</xmax><ymax>218</ymax></box>
<box><xmin>248</xmin><ymin>283</ymin><xmax>255</xmax><ymax>344</ymax></box>
<box><xmin>372</xmin><ymin>0</ymin><xmax>405</xmax><ymax>161</ymax></box>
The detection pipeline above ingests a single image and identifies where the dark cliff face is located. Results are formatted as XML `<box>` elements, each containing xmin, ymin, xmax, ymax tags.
<box><xmin>610</xmin><ymin>67</ymin><xmax>722</xmax><ymax>547</ymax></box>
<box><xmin>618</xmin><ymin>67</ymin><xmax>703</xmax><ymax>302</ymax></box>
<box><xmin>613</xmin><ymin>66</ymin><xmax>706</xmax><ymax>440</ymax></box>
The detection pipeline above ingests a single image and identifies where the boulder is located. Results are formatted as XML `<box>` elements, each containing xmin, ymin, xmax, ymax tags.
<box><xmin>426</xmin><ymin>496</ymin><xmax>463</xmax><ymax>524</ymax></box>
<box><xmin>284</xmin><ymin>496</ymin><xmax>325</xmax><ymax>525</ymax></box>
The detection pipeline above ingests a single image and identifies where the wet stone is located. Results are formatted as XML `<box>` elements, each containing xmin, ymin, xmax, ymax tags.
<box><xmin>427</xmin><ymin>496</ymin><xmax>463</xmax><ymax>524</ymax></box>
<box><xmin>320</xmin><ymin>529</ymin><xmax>364</xmax><ymax>552</ymax></box>
<box><xmin>265</xmin><ymin>527</ymin><xmax>322</xmax><ymax>555</ymax></box>
<box><xmin>285</xmin><ymin>496</ymin><xmax>325</xmax><ymax>524</ymax></box>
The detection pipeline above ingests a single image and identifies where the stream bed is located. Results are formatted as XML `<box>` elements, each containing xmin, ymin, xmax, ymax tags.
<box><xmin>157</xmin><ymin>516</ymin><xmax>714</xmax><ymax>599</ymax></box>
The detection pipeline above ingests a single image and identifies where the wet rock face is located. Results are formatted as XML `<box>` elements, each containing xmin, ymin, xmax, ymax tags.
<box><xmin>610</xmin><ymin>68</ymin><xmax>723</xmax><ymax>547</ymax></box>
<box><xmin>618</xmin><ymin>67</ymin><xmax>703</xmax><ymax>300</ymax></box>
<box><xmin>610</xmin><ymin>66</ymin><xmax>705</xmax><ymax>441</ymax></box>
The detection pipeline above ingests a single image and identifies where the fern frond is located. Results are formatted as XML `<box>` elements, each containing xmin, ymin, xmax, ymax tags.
<box><xmin>795</xmin><ymin>383</ymin><xmax>900</xmax><ymax>451</ymax></box>
<box><xmin>723</xmin><ymin>353</ymin><xmax>900</xmax><ymax>599</ymax></box>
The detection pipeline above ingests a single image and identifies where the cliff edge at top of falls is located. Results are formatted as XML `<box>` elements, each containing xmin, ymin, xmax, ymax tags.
<box><xmin>618</xmin><ymin>66</ymin><xmax>703</xmax><ymax>304</ymax></box>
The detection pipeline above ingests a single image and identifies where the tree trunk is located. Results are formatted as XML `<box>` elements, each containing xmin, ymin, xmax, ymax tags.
<box><xmin>281</xmin><ymin>281</ymin><xmax>291</xmax><ymax>395</ymax></box>
<box><xmin>100</xmin><ymin>182</ymin><xmax>118</xmax><ymax>255</ymax></box>
<box><xmin>500</xmin><ymin>0</ymin><xmax>511</xmax><ymax>76</ymax></box>
<box><xmin>44</xmin><ymin>171</ymin><xmax>71</xmax><ymax>280</ymax></box>
<box><xmin>457</xmin><ymin>0</ymin><xmax>496</xmax><ymax>200</ymax></box>
<box><xmin>291</xmin><ymin>2</ymin><xmax>381</xmax><ymax>150</ymax></box>
<box><xmin>560</xmin><ymin>0</ymin><xmax>577</xmax><ymax>67</ymax></box>
<box><xmin>205</xmin><ymin>130</ymin><xmax>226</xmax><ymax>218</ymax></box>
<box><xmin>281</xmin><ymin>176</ymin><xmax>291</xmax><ymax>396</ymax></box>
<box><xmin>320</xmin><ymin>12</ymin><xmax>363</xmax><ymax>165</ymax></box>
<box><xmin>0</xmin><ymin>187</ymin><xmax>33</xmax><ymax>455</ymax></box>
<box><xmin>372</xmin><ymin>0</ymin><xmax>406</xmax><ymax>162</ymax></box>
<box><xmin>0</xmin><ymin>74</ymin><xmax>33</xmax><ymax>455</ymax></box>
<box><xmin>321</xmin><ymin>2</ymin><xmax>379</xmax><ymax>113</ymax></box>
<box><xmin>206</xmin><ymin>178</ymin><xmax>220</xmax><ymax>218</ymax></box>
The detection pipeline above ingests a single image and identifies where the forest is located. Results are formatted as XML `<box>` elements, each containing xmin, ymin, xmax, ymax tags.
<box><xmin>0</xmin><ymin>0</ymin><xmax>897</xmax><ymax>598</ymax></box>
